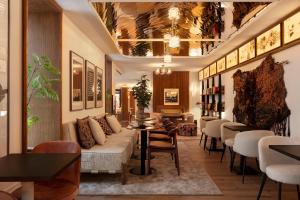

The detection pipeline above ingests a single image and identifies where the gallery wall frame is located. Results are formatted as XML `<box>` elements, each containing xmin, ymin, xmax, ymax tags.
<box><xmin>199</xmin><ymin>8</ymin><xmax>300</xmax><ymax>81</ymax></box>
<box><xmin>85</xmin><ymin>60</ymin><xmax>96</xmax><ymax>109</ymax></box>
<box><xmin>70</xmin><ymin>51</ymin><xmax>85</xmax><ymax>111</ymax></box>
<box><xmin>164</xmin><ymin>88</ymin><xmax>179</xmax><ymax>106</ymax></box>
<box><xmin>217</xmin><ymin>57</ymin><xmax>226</xmax><ymax>72</ymax></box>
<box><xmin>95</xmin><ymin>66</ymin><xmax>103</xmax><ymax>108</ymax></box>
<box><xmin>209</xmin><ymin>63</ymin><xmax>217</xmax><ymax>75</ymax></box>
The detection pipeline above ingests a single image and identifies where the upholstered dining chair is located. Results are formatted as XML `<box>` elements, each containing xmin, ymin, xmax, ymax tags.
<box><xmin>220</xmin><ymin>122</ymin><xmax>245</xmax><ymax>163</ymax></box>
<box><xmin>32</xmin><ymin>141</ymin><xmax>81</xmax><ymax>200</ymax></box>
<box><xmin>203</xmin><ymin>119</ymin><xmax>230</xmax><ymax>153</ymax></box>
<box><xmin>232</xmin><ymin>130</ymin><xmax>274</xmax><ymax>183</ymax></box>
<box><xmin>257</xmin><ymin>136</ymin><xmax>300</xmax><ymax>200</ymax></box>
<box><xmin>199</xmin><ymin>116</ymin><xmax>218</xmax><ymax>145</ymax></box>
<box><xmin>148</xmin><ymin>128</ymin><xmax>180</xmax><ymax>175</ymax></box>
<box><xmin>0</xmin><ymin>191</ymin><xmax>17</xmax><ymax>200</ymax></box>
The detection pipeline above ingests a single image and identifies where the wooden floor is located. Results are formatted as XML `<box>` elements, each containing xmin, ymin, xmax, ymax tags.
<box><xmin>77</xmin><ymin>136</ymin><xmax>298</xmax><ymax>200</ymax></box>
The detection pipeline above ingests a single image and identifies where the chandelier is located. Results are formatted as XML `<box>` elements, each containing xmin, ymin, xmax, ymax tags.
<box><xmin>165</xmin><ymin>6</ymin><xmax>181</xmax><ymax>49</ymax></box>
<box><xmin>168</xmin><ymin>7</ymin><xmax>180</xmax><ymax>21</ymax></box>
<box><xmin>155</xmin><ymin>65</ymin><xmax>172</xmax><ymax>75</ymax></box>
<box><xmin>169</xmin><ymin>35</ymin><xmax>180</xmax><ymax>48</ymax></box>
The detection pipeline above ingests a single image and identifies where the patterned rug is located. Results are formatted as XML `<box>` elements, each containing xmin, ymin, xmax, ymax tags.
<box><xmin>79</xmin><ymin>140</ymin><xmax>222</xmax><ymax>196</ymax></box>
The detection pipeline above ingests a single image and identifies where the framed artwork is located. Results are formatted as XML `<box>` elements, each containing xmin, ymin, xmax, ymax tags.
<box><xmin>164</xmin><ymin>88</ymin><xmax>179</xmax><ymax>105</ymax></box>
<box><xmin>284</xmin><ymin>11</ymin><xmax>300</xmax><ymax>44</ymax></box>
<box><xmin>209</xmin><ymin>63</ymin><xmax>217</xmax><ymax>75</ymax></box>
<box><xmin>217</xmin><ymin>57</ymin><xmax>226</xmax><ymax>72</ymax></box>
<box><xmin>85</xmin><ymin>60</ymin><xmax>96</xmax><ymax>109</ymax></box>
<box><xmin>70</xmin><ymin>51</ymin><xmax>84</xmax><ymax>111</ymax></box>
<box><xmin>256</xmin><ymin>24</ymin><xmax>281</xmax><ymax>56</ymax></box>
<box><xmin>198</xmin><ymin>70</ymin><xmax>204</xmax><ymax>80</ymax></box>
<box><xmin>226</xmin><ymin>50</ymin><xmax>238</xmax><ymax>68</ymax></box>
<box><xmin>204</xmin><ymin>67</ymin><xmax>210</xmax><ymax>78</ymax></box>
<box><xmin>239</xmin><ymin>40</ymin><xmax>255</xmax><ymax>63</ymax></box>
<box><xmin>0</xmin><ymin>0</ymin><xmax>9</xmax><ymax>156</ymax></box>
<box><xmin>95</xmin><ymin>67</ymin><xmax>103</xmax><ymax>108</ymax></box>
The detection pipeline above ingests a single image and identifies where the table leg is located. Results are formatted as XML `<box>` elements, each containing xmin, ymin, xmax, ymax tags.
<box><xmin>21</xmin><ymin>182</ymin><xmax>34</xmax><ymax>200</ymax></box>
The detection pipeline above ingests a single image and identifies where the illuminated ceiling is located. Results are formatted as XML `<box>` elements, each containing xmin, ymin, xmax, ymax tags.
<box><xmin>91</xmin><ymin>2</ymin><xmax>270</xmax><ymax>57</ymax></box>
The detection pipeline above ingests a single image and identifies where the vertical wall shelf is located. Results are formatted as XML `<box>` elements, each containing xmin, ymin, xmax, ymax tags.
<box><xmin>200</xmin><ymin>74</ymin><xmax>224</xmax><ymax>119</ymax></box>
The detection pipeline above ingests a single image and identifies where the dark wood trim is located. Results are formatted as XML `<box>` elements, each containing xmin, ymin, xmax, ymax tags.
<box><xmin>22</xmin><ymin>0</ymin><xmax>28</xmax><ymax>154</ymax></box>
<box><xmin>58</xmin><ymin>9</ymin><xmax>63</xmax><ymax>140</ymax></box>
<box><xmin>6</xmin><ymin>0</ymin><xmax>10</xmax><ymax>154</ymax></box>
<box><xmin>200</xmin><ymin>7</ymin><xmax>300</xmax><ymax>80</ymax></box>
<box><xmin>69</xmin><ymin>51</ymin><xmax>84</xmax><ymax>111</ymax></box>
<box><xmin>95</xmin><ymin>66</ymin><xmax>104</xmax><ymax>108</ymax></box>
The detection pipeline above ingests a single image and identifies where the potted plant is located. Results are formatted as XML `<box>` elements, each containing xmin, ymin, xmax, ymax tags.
<box><xmin>132</xmin><ymin>75</ymin><xmax>152</xmax><ymax>121</ymax></box>
<box><xmin>27</xmin><ymin>54</ymin><xmax>60</xmax><ymax>128</ymax></box>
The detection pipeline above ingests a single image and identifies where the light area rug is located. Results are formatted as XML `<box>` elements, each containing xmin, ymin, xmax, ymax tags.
<box><xmin>79</xmin><ymin>140</ymin><xmax>222</xmax><ymax>196</ymax></box>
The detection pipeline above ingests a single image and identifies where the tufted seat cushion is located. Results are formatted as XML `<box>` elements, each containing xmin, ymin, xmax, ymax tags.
<box><xmin>34</xmin><ymin>179</ymin><xmax>78</xmax><ymax>200</ymax></box>
<box><xmin>266</xmin><ymin>164</ymin><xmax>300</xmax><ymax>185</ymax></box>
<box><xmin>225</xmin><ymin>138</ymin><xmax>234</xmax><ymax>147</ymax></box>
<box><xmin>149</xmin><ymin>141</ymin><xmax>174</xmax><ymax>149</ymax></box>
<box><xmin>149</xmin><ymin>133</ymin><xmax>171</xmax><ymax>141</ymax></box>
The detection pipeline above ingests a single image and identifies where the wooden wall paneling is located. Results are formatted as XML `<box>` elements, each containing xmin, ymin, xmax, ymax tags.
<box><xmin>153</xmin><ymin>71</ymin><xmax>189</xmax><ymax>112</ymax></box>
<box><xmin>27</xmin><ymin>1</ymin><xmax>62</xmax><ymax>148</ymax></box>
<box><xmin>120</xmin><ymin>87</ymin><xmax>129</xmax><ymax>121</ymax></box>
<box><xmin>129</xmin><ymin>91</ymin><xmax>135</xmax><ymax>114</ymax></box>
<box><xmin>105</xmin><ymin>55</ymin><xmax>113</xmax><ymax>114</ymax></box>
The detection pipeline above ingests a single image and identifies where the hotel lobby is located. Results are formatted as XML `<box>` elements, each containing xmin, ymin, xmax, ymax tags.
<box><xmin>0</xmin><ymin>0</ymin><xmax>300</xmax><ymax>200</ymax></box>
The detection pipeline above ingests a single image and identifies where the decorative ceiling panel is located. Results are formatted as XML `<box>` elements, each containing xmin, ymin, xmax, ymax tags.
<box><xmin>92</xmin><ymin>2</ymin><xmax>270</xmax><ymax>57</ymax></box>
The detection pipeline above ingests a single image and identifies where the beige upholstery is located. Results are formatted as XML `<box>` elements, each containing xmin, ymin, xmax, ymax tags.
<box><xmin>221</xmin><ymin>122</ymin><xmax>245</xmax><ymax>147</ymax></box>
<box><xmin>200</xmin><ymin>116</ymin><xmax>218</xmax><ymax>130</ymax></box>
<box><xmin>233</xmin><ymin>130</ymin><xmax>274</xmax><ymax>158</ymax></box>
<box><xmin>204</xmin><ymin>119</ymin><xmax>230</xmax><ymax>138</ymax></box>
<box><xmin>63</xmin><ymin>119</ymin><xmax>138</xmax><ymax>174</ymax></box>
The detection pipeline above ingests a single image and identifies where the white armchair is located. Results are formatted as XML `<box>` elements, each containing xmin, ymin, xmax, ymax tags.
<box><xmin>199</xmin><ymin>116</ymin><xmax>218</xmax><ymax>145</ymax></box>
<box><xmin>203</xmin><ymin>119</ymin><xmax>229</xmax><ymax>154</ymax></box>
<box><xmin>232</xmin><ymin>130</ymin><xmax>274</xmax><ymax>183</ymax></box>
<box><xmin>220</xmin><ymin>122</ymin><xmax>245</xmax><ymax>163</ymax></box>
<box><xmin>257</xmin><ymin>136</ymin><xmax>300</xmax><ymax>199</ymax></box>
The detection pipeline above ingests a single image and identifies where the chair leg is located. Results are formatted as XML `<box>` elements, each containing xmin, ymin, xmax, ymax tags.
<box><xmin>204</xmin><ymin>135</ymin><xmax>208</xmax><ymax>150</ymax></box>
<box><xmin>230</xmin><ymin>151</ymin><xmax>236</xmax><ymax>172</ymax></box>
<box><xmin>171</xmin><ymin>153</ymin><xmax>174</xmax><ymax>160</ymax></box>
<box><xmin>242</xmin><ymin>156</ymin><xmax>247</xmax><ymax>184</ymax></box>
<box><xmin>209</xmin><ymin>138</ymin><xmax>213</xmax><ymax>155</ymax></box>
<box><xmin>175</xmin><ymin>149</ymin><xmax>180</xmax><ymax>176</ymax></box>
<box><xmin>256</xmin><ymin>158</ymin><xmax>260</xmax><ymax>171</ymax></box>
<box><xmin>148</xmin><ymin>148</ymin><xmax>151</xmax><ymax>174</ymax></box>
<box><xmin>297</xmin><ymin>185</ymin><xmax>300</xmax><ymax>200</ymax></box>
<box><xmin>278</xmin><ymin>182</ymin><xmax>282</xmax><ymax>200</ymax></box>
<box><xmin>220</xmin><ymin>144</ymin><xmax>226</xmax><ymax>163</ymax></box>
<box><xmin>257</xmin><ymin>173</ymin><xmax>267</xmax><ymax>200</ymax></box>
<box><xmin>121</xmin><ymin>163</ymin><xmax>127</xmax><ymax>185</ymax></box>
<box><xmin>199</xmin><ymin>132</ymin><xmax>204</xmax><ymax>145</ymax></box>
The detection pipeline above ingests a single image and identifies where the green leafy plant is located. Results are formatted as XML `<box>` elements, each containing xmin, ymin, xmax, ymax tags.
<box><xmin>27</xmin><ymin>54</ymin><xmax>60</xmax><ymax>128</ymax></box>
<box><xmin>132</xmin><ymin>75</ymin><xmax>152</xmax><ymax>109</ymax></box>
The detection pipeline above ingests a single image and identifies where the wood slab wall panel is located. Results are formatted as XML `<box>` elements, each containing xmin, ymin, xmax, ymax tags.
<box><xmin>105</xmin><ymin>55</ymin><xmax>113</xmax><ymax>114</ymax></box>
<box><xmin>27</xmin><ymin>9</ymin><xmax>62</xmax><ymax>147</ymax></box>
<box><xmin>121</xmin><ymin>87</ymin><xmax>129</xmax><ymax>121</ymax></box>
<box><xmin>153</xmin><ymin>71</ymin><xmax>189</xmax><ymax>112</ymax></box>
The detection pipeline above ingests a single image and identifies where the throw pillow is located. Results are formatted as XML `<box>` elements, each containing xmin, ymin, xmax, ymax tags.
<box><xmin>76</xmin><ymin>117</ymin><xmax>95</xmax><ymax>149</ymax></box>
<box><xmin>94</xmin><ymin>117</ymin><xmax>113</xmax><ymax>135</ymax></box>
<box><xmin>88</xmin><ymin>118</ymin><xmax>106</xmax><ymax>145</ymax></box>
<box><xmin>106</xmin><ymin>115</ymin><xmax>122</xmax><ymax>133</ymax></box>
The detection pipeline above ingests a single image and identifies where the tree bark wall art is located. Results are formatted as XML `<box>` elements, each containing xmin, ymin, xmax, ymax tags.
<box><xmin>233</xmin><ymin>55</ymin><xmax>291</xmax><ymax>133</ymax></box>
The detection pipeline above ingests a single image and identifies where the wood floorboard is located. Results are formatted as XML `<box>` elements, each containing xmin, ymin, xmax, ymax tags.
<box><xmin>77</xmin><ymin>137</ymin><xmax>298</xmax><ymax>200</ymax></box>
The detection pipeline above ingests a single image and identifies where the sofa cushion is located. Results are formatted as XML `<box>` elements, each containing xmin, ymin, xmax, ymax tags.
<box><xmin>106</xmin><ymin>115</ymin><xmax>122</xmax><ymax>133</ymax></box>
<box><xmin>88</xmin><ymin>118</ymin><xmax>106</xmax><ymax>145</ymax></box>
<box><xmin>76</xmin><ymin>117</ymin><xmax>95</xmax><ymax>149</ymax></box>
<box><xmin>94</xmin><ymin>117</ymin><xmax>113</xmax><ymax>135</ymax></box>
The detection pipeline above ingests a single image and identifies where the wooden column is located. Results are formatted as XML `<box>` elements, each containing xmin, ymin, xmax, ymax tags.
<box><xmin>121</xmin><ymin>87</ymin><xmax>129</xmax><ymax>121</ymax></box>
<box><xmin>105</xmin><ymin>55</ymin><xmax>113</xmax><ymax>114</ymax></box>
<box><xmin>129</xmin><ymin>91</ymin><xmax>135</xmax><ymax>117</ymax></box>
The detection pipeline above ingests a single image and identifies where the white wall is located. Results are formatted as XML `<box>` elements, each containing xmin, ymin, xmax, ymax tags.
<box><xmin>62</xmin><ymin>14</ymin><xmax>106</xmax><ymax>123</ymax></box>
<box><xmin>0</xmin><ymin>0</ymin><xmax>23</xmax><ymax>192</ymax></box>
<box><xmin>222</xmin><ymin>44</ymin><xmax>300</xmax><ymax>138</ymax></box>
<box><xmin>189</xmin><ymin>72</ymin><xmax>201</xmax><ymax>126</ymax></box>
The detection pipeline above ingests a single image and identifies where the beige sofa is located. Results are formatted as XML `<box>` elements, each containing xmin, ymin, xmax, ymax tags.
<box><xmin>62</xmin><ymin>115</ymin><xmax>138</xmax><ymax>184</ymax></box>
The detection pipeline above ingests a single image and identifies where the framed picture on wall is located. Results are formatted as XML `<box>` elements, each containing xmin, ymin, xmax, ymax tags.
<box><xmin>70</xmin><ymin>51</ymin><xmax>84</xmax><ymax>111</ymax></box>
<box><xmin>203</xmin><ymin>67</ymin><xmax>209</xmax><ymax>78</ymax></box>
<box><xmin>256</xmin><ymin>24</ymin><xmax>281</xmax><ymax>56</ymax></box>
<box><xmin>198</xmin><ymin>70</ymin><xmax>204</xmax><ymax>80</ymax></box>
<box><xmin>284</xmin><ymin>11</ymin><xmax>300</xmax><ymax>44</ymax></box>
<box><xmin>0</xmin><ymin>0</ymin><xmax>9</xmax><ymax>156</ymax></box>
<box><xmin>217</xmin><ymin>57</ymin><xmax>226</xmax><ymax>72</ymax></box>
<box><xmin>164</xmin><ymin>88</ymin><xmax>179</xmax><ymax>105</ymax></box>
<box><xmin>226</xmin><ymin>50</ymin><xmax>238</xmax><ymax>68</ymax></box>
<box><xmin>209</xmin><ymin>63</ymin><xmax>217</xmax><ymax>75</ymax></box>
<box><xmin>85</xmin><ymin>60</ymin><xmax>96</xmax><ymax>109</ymax></box>
<box><xmin>95</xmin><ymin>67</ymin><xmax>103</xmax><ymax>108</ymax></box>
<box><xmin>239</xmin><ymin>40</ymin><xmax>255</xmax><ymax>63</ymax></box>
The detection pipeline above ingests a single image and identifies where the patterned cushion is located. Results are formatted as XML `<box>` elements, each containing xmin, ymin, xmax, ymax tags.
<box><xmin>77</xmin><ymin>117</ymin><xmax>95</xmax><ymax>149</ymax></box>
<box><xmin>94</xmin><ymin>117</ymin><xmax>113</xmax><ymax>135</ymax></box>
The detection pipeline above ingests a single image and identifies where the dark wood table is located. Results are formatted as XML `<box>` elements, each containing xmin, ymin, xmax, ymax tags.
<box><xmin>269</xmin><ymin>145</ymin><xmax>300</xmax><ymax>161</ymax></box>
<box><xmin>224</xmin><ymin>125</ymin><xmax>260</xmax><ymax>132</ymax></box>
<box><xmin>0</xmin><ymin>153</ymin><xmax>80</xmax><ymax>200</ymax></box>
<box><xmin>161</xmin><ymin>113</ymin><xmax>185</xmax><ymax>121</ymax></box>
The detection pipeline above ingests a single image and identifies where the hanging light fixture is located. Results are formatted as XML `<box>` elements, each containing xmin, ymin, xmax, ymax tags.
<box><xmin>154</xmin><ymin>64</ymin><xmax>172</xmax><ymax>75</ymax></box>
<box><xmin>169</xmin><ymin>35</ymin><xmax>180</xmax><ymax>48</ymax></box>
<box><xmin>146</xmin><ymin>50</ymin><xmax>153</xmax><ymax>57</ymax></box>
<box><xmin>164</xmin><ymin>54</ymin><xmax>172</xmax><ymax>63</ymax></box>
<box><xmin>168</xmin><ymin>7</ymin><xmax>180</xmax><ymax>21</ymax></box>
